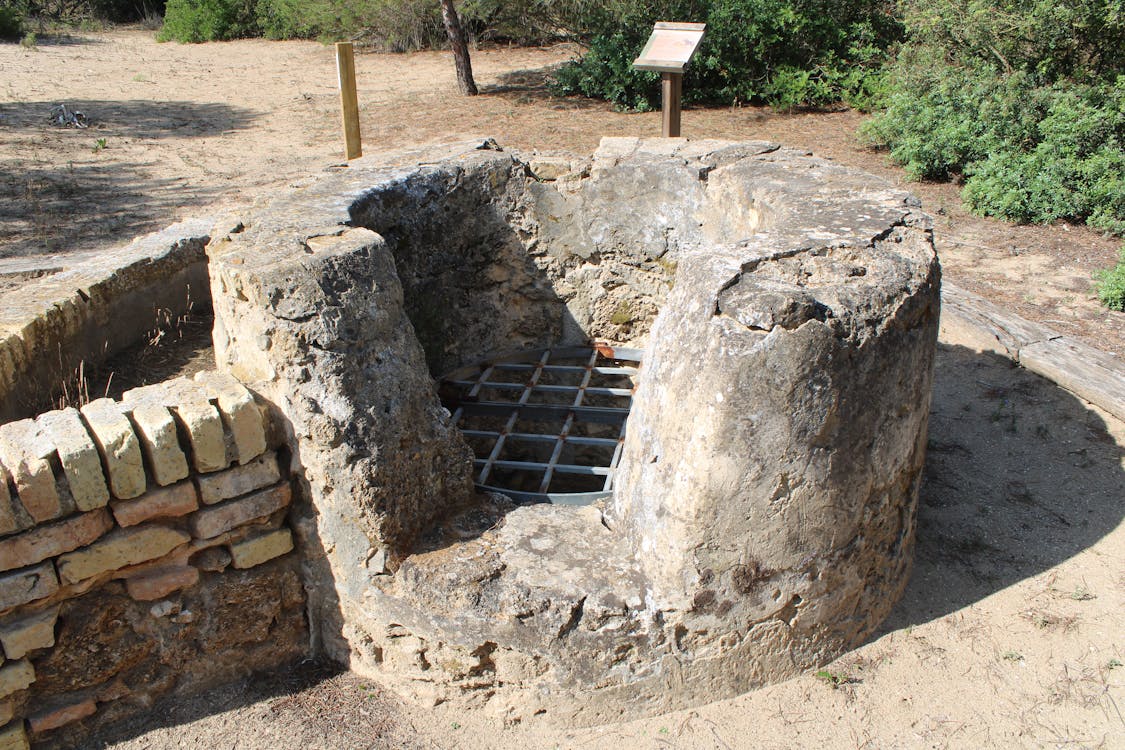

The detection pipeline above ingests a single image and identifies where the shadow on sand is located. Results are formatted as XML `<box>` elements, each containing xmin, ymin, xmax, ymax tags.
<box><xmin>0</xmin><ymin>100</ymin><xmax>259</xmax><ymax>258</ymax></box>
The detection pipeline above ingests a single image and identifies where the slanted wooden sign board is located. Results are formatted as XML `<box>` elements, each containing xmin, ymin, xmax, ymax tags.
<box><xmin>633</xmin><ymin>22</ymin><xmax>705</xmax><ymax>137</ymax></box>
<box><xmin>633</xmin><ymin>22</ymin><xmax>706</xmax><ymax>73</ymax></box>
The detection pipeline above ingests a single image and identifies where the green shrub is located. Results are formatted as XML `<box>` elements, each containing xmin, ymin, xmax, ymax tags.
<box><xmin>863</xmin><ymin>0</ymin><xmax>1125</xmax><ymax>233</ymax></box>
<box><xmin>552</xmin><ymin>0</ymin><xmax>902</xmax><ymax>110</ymax></box>
<box><xmin>158</xmin><ymin>0</ymin><xmax>258</xmax><ymax>42</ymax></box>
<box><xmin>0</xmin><ymin>2</ymin><xmax>26</xmax><ymax>38</ymax></box>
<box><xmin>257</xmin><ymin>0</ymin><xmax>443</xmax><ymax>47</ymax></box>
<box><xmin>1094</xmin><ymin>246</ymin><xmax>1125</xmax><ymax>311</ymax></box>
<box><xmin>255</xmin><ymin>0</ymin><xmax>585</xmax><ymax>48</ymax></box>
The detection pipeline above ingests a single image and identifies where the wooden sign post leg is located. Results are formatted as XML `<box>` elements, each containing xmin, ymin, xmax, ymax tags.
<box><xmin>661</xmin><ymin>72</ymin><xmax>683</xmax><ymax>138</ymax></box>
<box><xmin>336</xmin><ymin>42</ymin><xmax>362</xmax><ymax>160</ymax></box>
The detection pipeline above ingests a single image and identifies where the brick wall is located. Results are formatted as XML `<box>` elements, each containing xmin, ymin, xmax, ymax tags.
<box><xmin>0</xmin><ymin>371</ymin><xmax>306</xmax><ymax>749</ymax></box>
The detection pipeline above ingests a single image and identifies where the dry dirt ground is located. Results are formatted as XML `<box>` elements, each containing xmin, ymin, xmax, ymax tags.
<box><xmin>1</xmin><ymin>29</ymin><xmax>1123</xmax><ymax>750</ymax></box>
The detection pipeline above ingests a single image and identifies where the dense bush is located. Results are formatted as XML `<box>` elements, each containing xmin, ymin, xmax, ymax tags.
<box><xmin>253</xmin><ymin>0</ymin><xmax>584</xmax><ymax>49</ymax></box>
<box><xmin>863</xmin><ymin>0</ymin><xmax>1125</xmax><ymax>234</ymax></box>
<box><xmin>551</xmin><ymin>0</ymin><xmax>902</xmax><ymax>110</ymax></box>
<box><xmin>0</xmin><ymin>2</ymin><xmax>26</xmax><ymax>38</ymax></box>
<box><xmin>256</xmin><ymin>0</ymin><xmax>441</xmax><ymax>47</ymax></box>
<box><xmin>157</xmin><ymin>0</ymin><xmax>256</xmax><ymax>41</ymax></box>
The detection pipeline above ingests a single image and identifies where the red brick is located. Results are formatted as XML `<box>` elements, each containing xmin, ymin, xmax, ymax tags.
<box><xmin>0</xmin><ymin>510</ymin><xmax>112</xmax><ymax>573</ymax></box>
<box><xmin>124</xmin><ymin>565</ymin><xmax>199</xmax><ymax>601</ymax></box>
<box><xmin>28</xmin><ymin>698</ymin><xmax>96</xmax><ymax>734</ymax></box>
<box><xmin>110</xmin><ymin>481</ymin><xmax>198</xmax><ymax>528</ymax></box>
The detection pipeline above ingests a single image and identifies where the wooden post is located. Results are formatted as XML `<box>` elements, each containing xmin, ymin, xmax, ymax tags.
<box><xmin>661</xmin><ymin>72</ymin><xmax>683</xmax><ymax>138</ymax></box>
<box><xmin>335</xmin><ymin>42</ymin><xmax>362</xmax><ymax>160</ymax></box>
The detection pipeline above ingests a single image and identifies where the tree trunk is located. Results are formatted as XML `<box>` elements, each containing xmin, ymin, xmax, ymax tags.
<box><xmin>440</xmin><ymin>0</ymin><xmax>478</xmax><ymax>96</ymax></box>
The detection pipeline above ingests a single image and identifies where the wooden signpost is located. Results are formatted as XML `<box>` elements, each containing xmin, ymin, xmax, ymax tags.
<box><xmin>335</xmin><ymin>42</ymin><xmax>362</xmax><ymax>160</ymax></box>
<box><xmin>633</xmin><ymin>22</ymin><xmax>706</xmax><ymax>138</ymax></box>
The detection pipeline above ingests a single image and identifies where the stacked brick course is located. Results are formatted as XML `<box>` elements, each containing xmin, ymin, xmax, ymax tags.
<box><xmin>0</xmin><ymin>371</ymin><xmax>305</xmax><ymax>748</ymax></box>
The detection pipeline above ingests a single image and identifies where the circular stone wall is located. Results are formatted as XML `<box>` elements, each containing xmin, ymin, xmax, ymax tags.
<box><xmin>205</xmin><ymin>137</ymin><xmax>940</xmax><ymax>724</ymax></box>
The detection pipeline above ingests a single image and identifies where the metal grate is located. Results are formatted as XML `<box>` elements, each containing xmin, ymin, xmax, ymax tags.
<box><xmin>437</xmin><ymin>345</ymin><xmax>642</xmax><ymax>505</ymax></box>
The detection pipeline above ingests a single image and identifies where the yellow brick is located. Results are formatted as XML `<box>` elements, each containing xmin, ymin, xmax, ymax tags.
<box><xmin>0</xmin><ymin>660</ymin><xmax>34</xmax><ymax>699</ymax></box>
<box><xmin>0</xmin><ymin>722</ymin><xmax>28</xmax><ymax>750</ymax></box>
<box><xmin>0</xmin><ymin>608</ymin><xmax>57</xmax><ymax>660</ymax></box>
<box><xmin>229</xmin><ymin>528</ymin><xmax>293</xmax><ymax>569</ymax></box>
<box><xmin>194</xmin><ymin>371</ymin><xmax>267</xmax><ymax>464</ymax></box>
<box><xmin>80</xmin><ymin>399</ymin><xmax>146</xmax><ymax>500</ymax></box>
<box><xmin>164</xmin><ymin>378</ymin><xmax>227</xmax><ymax>473</ymax></box>
<box><xmin>0</xmin><ymin>421</ymin><xmax>60</xmax><ymax>523</ymax></box>
<box><xmin>36</xmin><ymin>408</ymin><xmax>109</xmax><ymax>512</ymax></box>
<box><xmin>120</xmin><ymin>389</ymin><xmax>190</xmax><ymax>488</ymax></box>
<box><xmin>56</xmin><ymin>525</ymin><xmax>190</xmax><ymax>585</ymax></box>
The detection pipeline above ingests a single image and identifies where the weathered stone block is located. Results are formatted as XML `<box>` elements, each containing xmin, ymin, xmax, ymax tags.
<box><xmin>124</xmin><ymin>565</ymin><xmax>199</xmax><ymax>601</ymax></box>
<box><xmin>28</xmin><ymin>698</ymin><xmax>96</xmax><ymax>734</ymax></box>
<box><xmin>0</xmin><ymin>722</ymin><xmax>27</xmax><ymax>750</ymax></box>
<box><xmin>110</xmin><ymin>481</ymin><xmax>198</xmax><ymax>528</ymax></box>
<box><xmin>0</xmin><ymin>563</ymin><xmax>58</xmax><ymax>611</ymax></box>
<box><xmin>164</xmin><ymin>378</ymin><xmax>228</xmax><ymax>473</ymax></box>
<box><xmin>56</xmin><ymin>525</ymin><xmax>190</xmax><ymax>585</ymax></box>
<box><xmin>80</xmin><ymin>399</ymin><xmax>146</xmax><ymax>500</ymax></box>
<box><xmin>121</xmin><ymin>387</ymin><xmax>190</xmax><ymax>486</ymax></box>
<box><xmin>188</xmin><ymin>483</ymin><xmax>291</xmax><ymax>539</ymax></box>
<box><xmin>0</xmin><ymin>660</ymin><xmax>34</xmax><ymax>698</ymax></box>
<box><xmin>0</xmin><ymin>701</ymin><xmax>12</xmax><ymax>726</ymax></box>
<box><xmin>196</xmin><ymin>451</ymin><xmax>280</xmax><ymax>505</ymax></box>
<box><xmin>0</xmin><ymin>462</ymin><xmax>18</xmax><ymax>537</ymax></box>
<box><xmin>229</xmin><ymin>528</ymin><xmax>293</xmax><ymax>569</ymax></box>
<box><xmin>0</xmin><ymin>509</ymin><xmax>112</xmax><ymax>573</ymax></box>
<box><xmin>0</xmin><ymin>420</ymin><xmax>60</xmax><ymax>523</ymax></box>
<box><xmin>194</xmin><ymin>371</ymin><xmax>268</xmax><ymax>464</ymax></box>
<box><xmin>0</xmin><ymin>607</ymin><xmax>57</xmax><ymax>659</ymax></box>
<box><xmin>36</xmin><ymin>408</ymin><xmax>109</xmax><ymax>512</ymax></box>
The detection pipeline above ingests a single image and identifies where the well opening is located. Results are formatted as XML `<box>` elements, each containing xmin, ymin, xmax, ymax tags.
<box><xmin>437</xmin><ymin>345</ymin><xmax>642</xmax><ymax>504</ymax></box>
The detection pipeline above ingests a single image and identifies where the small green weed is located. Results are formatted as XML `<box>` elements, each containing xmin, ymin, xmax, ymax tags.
<box><xmin>92</xmin><ymin>137</ymin><xmax>108</xmax><ymax>153</ymax></box>
<box><xmin>1001</xmin><ymin>650</ymin><xmax>1024</xmax><ymax>662</ymax></box>
<box><xmin>1069</xmin><ymin>586</ymin><xmax>1095</xmax><ymax>601</ymax></box>
<box><xmin>1093</xmin><ymin>246</ymin><xmax>1125</xmax><ymax>312</ymax></box>
<box><xmin>610</xmin><ymin>299</ymin><xmax>633</xmax><ymax>326</ymax></box>
<box><xmin>19</xmin><ymin>31</ymin><xmax>36</xmax><ymax>48</ymax></box>
<box><xmin>1107</xmin><ymin>659</ymin><xmax>1122</xmax><ymax>670</ymax></box>
<box><xmin>814</xmin><ymin>669</ymin><xmax>856</xmax><ymax>688</ymax></box>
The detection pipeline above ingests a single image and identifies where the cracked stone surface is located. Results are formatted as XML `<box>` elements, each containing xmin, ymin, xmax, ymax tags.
<box><xmin>207</xmin><ymin>137</ymin><xmax>940</xmax><ymax>724</ymax></box>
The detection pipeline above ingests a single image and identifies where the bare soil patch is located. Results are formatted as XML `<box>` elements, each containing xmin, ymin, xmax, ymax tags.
<box><xmin>1</xmin><ymin>29</ymin><xmax>1122</xmax><ymax>750</ymax></box>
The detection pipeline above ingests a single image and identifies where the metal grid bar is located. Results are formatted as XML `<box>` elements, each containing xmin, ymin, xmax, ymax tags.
<box><xmin>440</xmin><ymin>345</ymin><xmax>642</xmax><ymax>505</ymax></box>
<box><xmin>461</xmin><ymin>429</ymin><xmax>619</xmax><ymax>448</ymax></box>
<box><xmin>455</xmin><ymin>402</ymin><xmax>629</xmax><ymax>425</ymax></box>
<box><xmin>450</xmin><ymin>363</ymin><xmax>494</xmax><ymax>425</ymax></box>
<box><xmin>538</xmin><ymin>348</ymin><xmax>598</xmax><ymax>493</ymax></box>
<box><xmin>476</xmin><ymin>349</ymin><xmax>550</xmax><ymax>486</ymax></box>
<box><xmin>490</xmin><ymin>364</ymin><xmax>639</xmax><ymax>376</ymax></box>
<box><xmin>474</xmin><ymin>459</ymin><xmax>612</xmax><ymax>476</ymax></box>
<box><xmin>447</xmin><ymin>380</ymin><xmax>634</xmax><ymax>398</ymax></box>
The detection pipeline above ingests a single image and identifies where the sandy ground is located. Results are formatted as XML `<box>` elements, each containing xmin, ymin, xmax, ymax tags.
<box><xmin>0</xmin><ymin>29</ymin><xmax>1123</xmax><ymax>750</ymax></box>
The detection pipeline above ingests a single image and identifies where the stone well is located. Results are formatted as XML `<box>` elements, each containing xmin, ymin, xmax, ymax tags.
<box><xmin>206</xmin><ymin>137</ymin><xmax>940</xmax><ymax>724</ymax></box>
